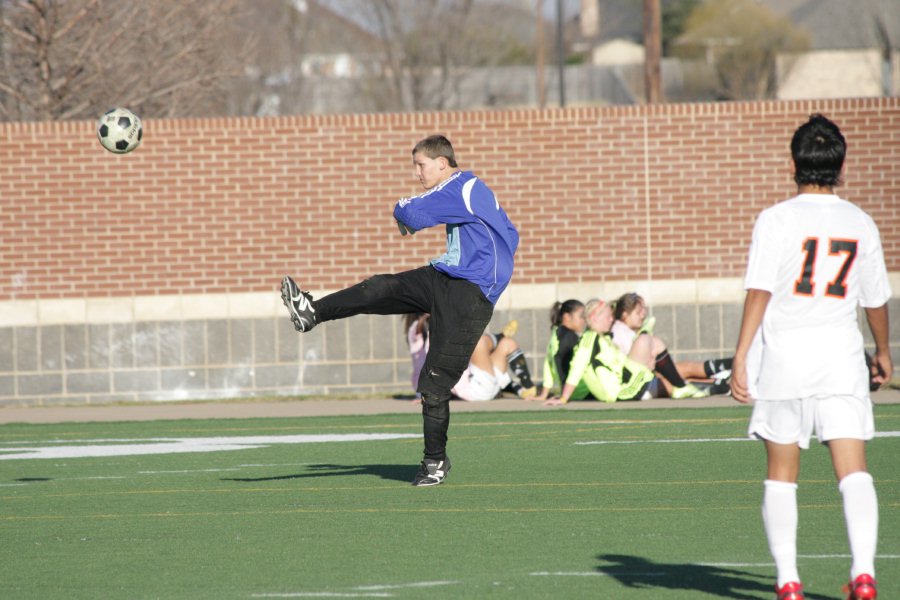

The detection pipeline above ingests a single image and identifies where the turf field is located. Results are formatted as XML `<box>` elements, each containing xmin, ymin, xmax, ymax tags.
<box><xmin>2</xmin><ymin>404</ymin><xmax>898</xmax><ymax>599</ymax></box>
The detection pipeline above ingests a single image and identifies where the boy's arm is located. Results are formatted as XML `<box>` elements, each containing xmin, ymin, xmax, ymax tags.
<box><xmin>865</xmin><ymin>303</ymin><xmax>893</xmax><ymax>386</ymax></box>
<box><xmin>730</xmin><ymin>288</ymin><xmax>771</xmax><ymax>404</ymax></box>
<box><xmin>395</xmin><ymin>200</ymin><xmax>445</xmax><ymax>233</ymax></box>
<box><xmin>393</xmin><ymin>176</ymin><xmax>486</xmax><ymax>232</ymax></box>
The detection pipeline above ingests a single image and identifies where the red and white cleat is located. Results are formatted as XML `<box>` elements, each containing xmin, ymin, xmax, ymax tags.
<box><xmin>775</xmin><ymin>581</ymin><xmax>805</xmax><ymax>600</ymax></box>
<box><xmin>844</xmin><ymin>574</ymin><xmax>876</xmax><ymax>600</ymax></box>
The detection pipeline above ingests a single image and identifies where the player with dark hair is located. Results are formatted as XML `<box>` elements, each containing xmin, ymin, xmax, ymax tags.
<box><xmin>731</xmin><ymin>114</ymin><xmax>892</xmax><ymax>600</ymax></box>
<box><xmin>535</xmin><ymin>299</ymin><xmax>589</xmax><ymax>401</ymax></box>
<box><xmin>281</xmin><ymin>134</ymin><xmax>519</xmax><ymax>487</ymax></box>
<box><xmin>544</xmin><ymin>299</ymin><xmax>657</xmax><ymax>405</ymax></box>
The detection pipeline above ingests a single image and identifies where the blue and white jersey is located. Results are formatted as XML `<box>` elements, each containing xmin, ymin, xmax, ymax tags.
<box><xmin>393</xmin><ymin>170</ymin><xmax>519</xmax><ymax>304</ymax></box>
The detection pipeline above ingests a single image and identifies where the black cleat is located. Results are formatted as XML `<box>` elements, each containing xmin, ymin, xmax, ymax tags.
<box><xmin>411</xmin><ymin>457</ymin><xmax>451</xmax><ymax>487</ymax></box>
<box><xmin>280</xmin><ymin>276</ymin><xmax>317</xmax><ymax>332</ymax></box>
<box><xmin>709</xmin><ymin>370</ymin><xmax>732</xmax><ymax>395</ymax></box>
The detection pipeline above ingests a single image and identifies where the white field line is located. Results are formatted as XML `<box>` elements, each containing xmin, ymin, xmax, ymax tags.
<box><xmin>353</xmin><ymin>582</ymin><xmax>458</xmax><ymax>591</ymax></box>
<box><xmin>575</xmin><ymin>431</ymin><xmax>900</xmax><ymax>446</ymax></box>
<box><xmin>138</xmin><ymin>468</ymin><xmax>247</xmax><ymax>474</ymax></box>
<box><xmin>251</xmin><ymin>581</ymin><xmax>458</xmax><ymax>598</ymax></box>
<box><xmin>797</xmin><ymin>554</ymin><xmax>900</xmax><ymax>559</ymax></box>
<box><xmin>575</xmin><ymin>437</ymin><xmax>749</xmax><ymax>445</ymax></box>
<box><xmin>1</xmin><ymin>430</ymin><xmax>897</xmax><ymax>460</ymax></box>
<box><xmin>0</xmin><ymin>433</ymin><xmax>420</xmax><ymax>460</ymax></box>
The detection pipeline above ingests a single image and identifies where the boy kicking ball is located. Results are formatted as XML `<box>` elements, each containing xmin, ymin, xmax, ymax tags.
<box><xmin>281</xmin><ymin>134</ymin><xmax>519</xmax><ymax>486</ymax></box>
<box><xmin>731</xmin><ymin>114</ymin><xmax>892</xmax><ymax>600</ymax></box>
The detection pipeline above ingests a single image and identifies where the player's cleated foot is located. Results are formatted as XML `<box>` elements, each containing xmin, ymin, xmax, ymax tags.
<box><xmin>844</xmin><ymin>574</ymin><xmax>876</xmax><ymax>600</ymax></box>
<box><xmin>280</xmin><ymin>276</ymin><xmax>317</xmax><ymax>332</ymax></box>
<box><xmin>775</xmin><ymin>581</ymin><xmax>804</xmax><ymax>600</ymax></box>
<box><xmin>709</xmin><ymin>370</ymin><xmax>732</xmax><ymax>395</ymax></box>
<box><xmin>704</xmin><ymin>357</ymin><xmax>732</xmax><ymax>377</ymax></box>
<box><xmin>411</xmin><ymin>457</ymin><xmax>451</xmax><ymax>486</ymax></box>
<box><xmin>501</xmin><ymin>319</ymin><xmax>519</xmax><ymax>338</ymax></box>
<box><xmin>671</xmin><ymin>383</ymin><xmax>710</xmax><ymax>399</ymax></box>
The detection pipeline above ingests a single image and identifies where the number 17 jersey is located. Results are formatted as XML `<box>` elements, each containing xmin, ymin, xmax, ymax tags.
<box><xmin>744</xmin><ymin>193</ymin><xmax>892</xmax><ymax>400</ymax></box>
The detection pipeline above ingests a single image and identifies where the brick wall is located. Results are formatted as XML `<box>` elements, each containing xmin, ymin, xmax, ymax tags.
<box><xmin>2</xmin><ymin>98</ymin><xmax>898</xmax><ymax>301</ymax></box>
<box><xmin>1</xmin><ymin>98</ymin><xmax>898</xmax><ymax>406</ymax></box>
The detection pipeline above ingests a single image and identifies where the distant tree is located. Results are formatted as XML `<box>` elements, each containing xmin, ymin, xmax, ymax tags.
<box><xmin>0</xmin><ymin>0</ymin><xmax>250</xmax><ymax>121</ymax></box>
<box><xmin>661</xmin><ymin>0</ymin><xmax>701</xmax><ymax>55</ymax></box>
<box><xmin>673</xmin><ymin>0</ymin><xmax>809</xmax><ymax>100</ymax></box>
<box><xmin>216</xmin><ymin>0</ymin><xmax>318</xmax><ymax>117</ymax></box>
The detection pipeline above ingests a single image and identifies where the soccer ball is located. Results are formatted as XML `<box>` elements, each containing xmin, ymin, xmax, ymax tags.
<box><xmin>97</xmin><ymin>107</ymin><xmax>143</xmax><ymax>154</ymax></box>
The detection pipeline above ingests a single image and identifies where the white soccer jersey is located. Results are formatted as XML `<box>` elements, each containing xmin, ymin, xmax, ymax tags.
<box><xmin>610</xmin><ymin>320</ymin><xmax>635</xmax><ymax>354</ymax></box>
<box><xmin>744</xmin><ymin>193</ymin><xmax>892</xmax><ymax>400</ymax></box>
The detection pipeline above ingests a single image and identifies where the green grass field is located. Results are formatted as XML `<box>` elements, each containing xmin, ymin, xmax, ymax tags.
<box><xmin>2</xmin><ymin>404</ymin><xmax>898</xmax><ymax>599</ymax></box>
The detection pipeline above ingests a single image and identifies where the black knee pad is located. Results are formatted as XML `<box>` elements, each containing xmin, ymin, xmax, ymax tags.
<box><xmin>418</xmin><ymin>364</ymin><xmax>464</xmax><ymax>401</ymax></box>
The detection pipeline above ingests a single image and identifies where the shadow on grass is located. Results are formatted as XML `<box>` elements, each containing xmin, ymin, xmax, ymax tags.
<box><xmin>222</xmin><ymin>463</ymin><xmax>413</xmax><ymax>484</ymax></box>
<box><xmin>596</xmin><ymin>554</ymin><xmax>837</xmax><ymax>600</ymax></box>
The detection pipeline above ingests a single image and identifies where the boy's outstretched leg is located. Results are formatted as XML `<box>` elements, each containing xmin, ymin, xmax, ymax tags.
<box><xmin>281</xmin><ymin>268</ymin><xmax>433</xmax><ymax>333</ymax></box>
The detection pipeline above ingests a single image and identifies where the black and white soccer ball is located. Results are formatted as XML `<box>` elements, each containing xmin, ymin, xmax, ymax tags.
<box><xmin>97</xmin><ymin>107</ymin><xmax>143</xmax><ymax>154</ymax></box>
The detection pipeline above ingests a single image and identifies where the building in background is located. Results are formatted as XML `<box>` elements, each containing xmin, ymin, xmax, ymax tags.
<box><xmin>765</xmin><ymin>0</ymin><xmax>900</xmax><ymax>99</ymax></box>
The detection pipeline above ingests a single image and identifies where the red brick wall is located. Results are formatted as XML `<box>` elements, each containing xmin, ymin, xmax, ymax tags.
<box><xmin>2</xmin><ymin>98</ymin><xmax>897</xmax><ymax>301</ymax></box>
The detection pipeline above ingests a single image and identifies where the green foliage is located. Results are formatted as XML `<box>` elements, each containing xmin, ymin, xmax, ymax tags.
<box><xmin>662</xmin><ymin>0</ymin><xmax>703</xmax><ymax>55</ymax></box>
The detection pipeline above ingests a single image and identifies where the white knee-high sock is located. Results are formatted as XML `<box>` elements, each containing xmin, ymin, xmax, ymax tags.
<box><xmin>839</xmin><ymin>471</ymin><xmax>878</xmax><ymax>579</ymax></box>
<box><xmin>763</xmin><ymin>479</ymin><xmax>800</xmax><ymax>587</ymax></box>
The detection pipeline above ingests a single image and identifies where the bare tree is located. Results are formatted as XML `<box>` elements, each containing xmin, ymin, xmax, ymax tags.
<box><xmin>335</xmin><ymin>0</ymin><xmax>534</xmax><ymax>112</ymax></box>
<box><xmin>216</xmin><ymin>0</ymin><xmax>315</xmax><ymax>117</ymax></box>
<box><xmin>362</xmin><ymin>0</ymin><xmax>476</xmax><ymax>111</ymax></box>
<box><xmin>0</xmin><ymin>0</ymin><xmax>251</xmax><ymax>121</ymax></box>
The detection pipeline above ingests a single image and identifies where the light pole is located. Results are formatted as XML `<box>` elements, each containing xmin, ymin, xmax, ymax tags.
<box><xmin>556</xmin><ymin>0</ymin><xmax>566</xmax><ymax>107</ymax></box>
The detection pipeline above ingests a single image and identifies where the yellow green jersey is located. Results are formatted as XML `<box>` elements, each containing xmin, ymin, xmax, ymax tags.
<box><xmin>541</xmin><ymin>326</ymin><xmax>590</xmax><ymax>399</ymax></box>
<box><xmin>564</xmin><ymin>330</ymin><xmax>655</xmax><ymax>402</ymax></box>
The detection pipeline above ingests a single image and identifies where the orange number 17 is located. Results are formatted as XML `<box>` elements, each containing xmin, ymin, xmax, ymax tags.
<box><xmin>794</xmin><ymin>237</ymin><xmax>857</xmax><ymax>298</ymax></box>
